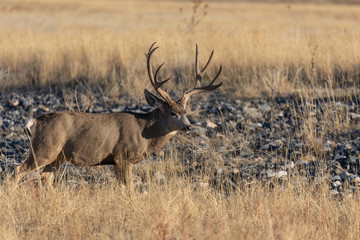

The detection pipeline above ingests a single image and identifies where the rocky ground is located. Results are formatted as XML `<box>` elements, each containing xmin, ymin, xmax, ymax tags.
<box><xmin>1</xmin><ymin>88</ymin><xmax>360</xmax><ymax>196</ymax></box>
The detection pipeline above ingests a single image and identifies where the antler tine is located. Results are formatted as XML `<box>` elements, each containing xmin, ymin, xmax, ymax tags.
<box><xmin>201</xmin><ymin>50</ymin><xmax>214</xmax><ymax>74</ymax></box>
<box><xmin>208</xmin><ymin>65</ymin><xmax>222</xmax><ymax>86</ymax></box>
<box><xmin>145</xmin><ymin>42</ymin><xmax>174</xmax><ymax>103</ymax></box>
<box><xmin>194</xmin><ymin>43</ymin><xmax>215</xmax><ymax>88</ymax></box>
<box><xmin>145</xmin><ymin>43</ymin><xmax>158</xmax><ymax>85</ymax></box>
<box><xmin>195</xmin><ymin>44</ymin><xmax>200</xmax><ymax>85</ymax></box>
<box><xmin>186</xmin><ymin>65</ymin><xmax>222</xmax><ymax>95</ymax></box>
<box><xmin>154</xmin><ymin>63</ymin><xmax>171</xmax><ymax>89</ymax></box>
<box><xmin>180</xmin><ymin>45</ymin><xmax>222</xmax><ymax>107</ymax></box>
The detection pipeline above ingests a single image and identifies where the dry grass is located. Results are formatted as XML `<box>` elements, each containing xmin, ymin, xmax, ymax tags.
<box><xmin>1</xmin><ymin>0</ymin><xmax>360</xmax><ymax>96</ymax></box>
<box><xmin>1</xmin><ymin>159</ymin><xmax>360</xmax><ymax>240</ymax></box>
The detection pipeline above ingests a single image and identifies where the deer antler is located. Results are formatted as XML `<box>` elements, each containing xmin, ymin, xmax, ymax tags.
<box><xmin>179</xmin><ymin>44</ymin><xmax>222</xmax><ymax>107</ymax></box>
<box><xmin>146</xmin><ymin>42</ymin><xmax>174</xmax><ymax>104</ymax></box>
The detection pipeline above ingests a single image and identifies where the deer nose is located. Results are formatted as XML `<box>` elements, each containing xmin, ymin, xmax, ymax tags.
<box><xmin>183</xmin><ymin>125</ymin><xmax>192</xmax><ymax>132</ymax></box>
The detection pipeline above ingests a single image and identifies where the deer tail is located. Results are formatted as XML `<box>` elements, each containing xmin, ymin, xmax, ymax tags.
<box><xmin>24</xmin><ymin>119</ymin><xmax>36</xmax><ymax>137</ymax></box>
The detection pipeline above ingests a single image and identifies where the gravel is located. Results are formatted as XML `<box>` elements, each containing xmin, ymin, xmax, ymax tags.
<box><xmin>1</xmin><ymin>89</ymin><xmax>360</xmax><ymax>196</ymax></box>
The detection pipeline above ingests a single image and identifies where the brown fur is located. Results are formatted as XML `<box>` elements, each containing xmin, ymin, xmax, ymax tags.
<box><xmin>15</xmin><ymin>99</ymin><xmax>191</xmax><ymax>187</ymax></box>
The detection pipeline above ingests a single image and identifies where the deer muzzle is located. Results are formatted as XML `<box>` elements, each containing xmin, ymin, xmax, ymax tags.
<box><xmin>183</xmin><ymin>125</ymin><xmax>192</xmax><ymax>132</ymax></box>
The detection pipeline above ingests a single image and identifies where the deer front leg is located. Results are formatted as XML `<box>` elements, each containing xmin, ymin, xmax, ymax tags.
<box><xmin>40</xmin><ymin>158</ymin><xmax>63</xmax><ymax>188</ymax></box>
<box><xmin>114</xmin><ymin>161</ymin><xmax>133</xmax><ymax>191</ymax></box>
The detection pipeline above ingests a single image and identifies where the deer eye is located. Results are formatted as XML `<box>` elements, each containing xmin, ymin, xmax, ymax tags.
<box><xmin>170</xmin><ymin>112</ymin><xmax>178</xmax><ymax>118</ymax></box>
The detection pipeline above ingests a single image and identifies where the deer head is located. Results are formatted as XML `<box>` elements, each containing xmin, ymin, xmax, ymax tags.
<box><xmin>144</xmin><ymin>42</ymin><xmax>222</xmax><ymax>132</ymax></box>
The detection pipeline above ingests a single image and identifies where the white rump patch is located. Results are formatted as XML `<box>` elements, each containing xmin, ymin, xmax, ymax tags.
<box><xmin>25</xmin><ymin>119</ymin><xmax>35</xmax><ymax>136</ymax></box>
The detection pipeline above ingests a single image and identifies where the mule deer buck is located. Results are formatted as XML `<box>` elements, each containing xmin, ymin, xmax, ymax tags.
<box><xmin>15</xmin><ymin>43</ymin><xmax>222</xmax><ymax>187</ymax></box>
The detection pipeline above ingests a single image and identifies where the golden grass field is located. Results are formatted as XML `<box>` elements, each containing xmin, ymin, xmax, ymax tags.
<box><xmin>1</xmin><ymin>167</ymin><xmax>360</xmax><ymax>240</ymax></box>
<box><xmin>1</xmin><ymin>0</ymin><xmax>360</xmax><ymax>239</ymax></box>
<box><xmin>1</xmin><ymin>0</ymin><xmax>360</xmax><ymax>96</ymax></box>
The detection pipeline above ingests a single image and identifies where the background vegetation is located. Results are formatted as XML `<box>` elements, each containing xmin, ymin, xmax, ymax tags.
<box><xmin>1</xmin><ymin>1</ymin><xmax>360</xmax><ymax>239</ymax></box>
<box><xmin>1</xmin><ymin>0</ymin><xmax>360</xmax><ymax>97</ymax></box>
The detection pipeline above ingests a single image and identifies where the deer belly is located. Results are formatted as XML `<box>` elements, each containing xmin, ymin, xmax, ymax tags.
<box><xmin>63</xmin><ymin>135</ymin><xmax>116</xmax><ymax>166</ymax></box>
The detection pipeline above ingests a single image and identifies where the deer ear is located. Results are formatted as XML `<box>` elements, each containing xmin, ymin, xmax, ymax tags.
<box><xmin>144</xmin><ymin>89</ymin><xmax>165</xmax><ymax>107</ymax></box>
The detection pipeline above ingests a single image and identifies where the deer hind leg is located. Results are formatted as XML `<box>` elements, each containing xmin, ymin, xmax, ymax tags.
<box><xmin>15</xmin><ymin>151</ymin><xmax>37</xmax><ymax>185</ymax></box>
<box><xmin>15</xmin><ymin>147</ymin><xmax>63</xmax><ymax>186</ymax></box>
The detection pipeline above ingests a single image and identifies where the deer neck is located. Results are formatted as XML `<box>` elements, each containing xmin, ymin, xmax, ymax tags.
<box><xmin>141</xmin><ymin>109</ymin><xmax>177</xmax><ymax>153</ymax></box>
